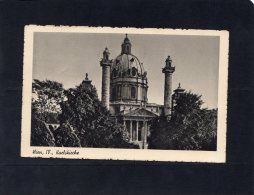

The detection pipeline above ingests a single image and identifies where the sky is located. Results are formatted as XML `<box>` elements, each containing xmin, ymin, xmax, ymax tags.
<box><xmin>33</xmin><ymin>32</ymin><xmax>219</xmax><ymax>109</ymax></box>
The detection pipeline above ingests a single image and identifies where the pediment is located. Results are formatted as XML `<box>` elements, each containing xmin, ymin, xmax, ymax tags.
<box><xmin>123</xmin><ymin>108</ymin><xmax>159</xmax><ymax>117</ymax></box>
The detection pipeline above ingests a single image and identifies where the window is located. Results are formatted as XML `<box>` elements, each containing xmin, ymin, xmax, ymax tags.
<box><xmin>117</xmin><ymin>85</ymin><xmax>121</xmax><ymax>98</ymax></box>
<box><xmin>131</xmin><ymin>87</ymin><xmax>136</xmax><ymax>99</ymax></box>
<box><xmin>118</xmin><ymin>71</ymin><xmax>122</xmax><ymax>77</ymax></box>
<box><xmin>112</xmin><ymin>69</ymin><xmax>117</xmax><ymax>77</ymax></box>
<box><xmin>127</xmin><ymin>69</ymin><xmax>131</xmax><ymax>76</ymax></box>
<box><xmin>112</xmin><ymin>87</ymin><xmax>116</xmax><ymax>100</ymax></box>
<box><xmin>131</xmin><ymin>67</ymin><xmax>137</xmax><ymax>76</ymax></box>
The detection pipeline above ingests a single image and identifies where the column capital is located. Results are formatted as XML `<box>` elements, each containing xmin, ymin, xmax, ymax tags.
<box><xmin>100</xmin><ymin>60</ymin><xmax>113</xmax><ymax>67</ymax></box>
<box><xmin>162</xmin><ymin>66</ymin><xmax>175</xmax><ymax>74</ymax></box>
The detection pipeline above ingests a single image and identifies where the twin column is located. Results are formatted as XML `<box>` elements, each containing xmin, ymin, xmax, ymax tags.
<box><xmin>101</xmin><ymin>65</ymin><xmax>111</xmax><ymax>109</ymax></box>
<box><xmin>162</xmin><ymin>56</ymin><xmax>175</xmax><ymax>117</ymax></box>
<box><xmin>100</xmin><ymin>48</ymin><xmax>112</xmax><ymax>109</ymax></box>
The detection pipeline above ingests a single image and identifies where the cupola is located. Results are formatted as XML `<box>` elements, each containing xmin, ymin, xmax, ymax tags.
<box><xmin>121</xmin><ymin>34</ymin><xmax>132</xmax><ymax>54</ymax></box>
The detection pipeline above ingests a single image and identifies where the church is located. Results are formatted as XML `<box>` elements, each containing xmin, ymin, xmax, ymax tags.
<box><xmin>99</xmin><ymin>34</ymin><xmax>185</xmax><ymax>149</ymax></box>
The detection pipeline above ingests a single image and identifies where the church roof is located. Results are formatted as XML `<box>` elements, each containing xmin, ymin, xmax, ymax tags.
<box><xmin>112</xmin><ymin>53</ymin><xmax>145</xmax><ymax>75</ymax></box>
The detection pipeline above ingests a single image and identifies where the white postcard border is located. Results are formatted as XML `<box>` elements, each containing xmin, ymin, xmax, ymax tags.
<box><xmin>21</xmin><ymin>25</ymin><xmax>229</xmax><ymax>163</ymax></box>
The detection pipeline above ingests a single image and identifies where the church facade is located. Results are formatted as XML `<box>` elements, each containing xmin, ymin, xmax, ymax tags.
<box><xmin>100</xmin><ymin>34</ymin><xmax>184</xmax><ymax>149</ymax></box>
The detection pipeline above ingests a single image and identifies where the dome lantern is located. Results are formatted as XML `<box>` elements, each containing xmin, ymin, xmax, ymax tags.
<box><xmin>121</xmin><ymin>34</ymin><xmax>132</xmax><ymax>54</ymax></box>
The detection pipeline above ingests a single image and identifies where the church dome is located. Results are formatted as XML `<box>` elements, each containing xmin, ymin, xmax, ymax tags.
<box><xmin>109</xmin><ymin>34</ymin><xmax>148</xmax><ymax>104</ymax></box>
<box><xmin>111</xmin><ymin>34</ymin><xmax>146</xmax><ymax>78</ymax></box>
<box><xmin>112</xmin><ymin>53</ymin><xmax>145</xmax><ymax>78</ymax></box>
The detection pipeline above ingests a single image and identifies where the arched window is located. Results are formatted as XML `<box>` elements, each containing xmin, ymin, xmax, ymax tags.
<box><xmin>131</xmin><ymin>67</ymin><xmax>137</xmax><ymax>76</ymax></box>
<box><xmin>127</xmin><ymin>69</ymin><xmax>131</xmax><ymax>76</ymax></box>
<box><xmin>112</xmin><ymin>69</ymin><xmax>117</xmax><ymax>78</ymax></box>
<box><xmin>131</xmin><ymin>87</ymin><xmax>136</xmax><ymax>99</ymax></box>
<box><xmin>112</xmin><ymin>87</ymin><xmax>116</xmax><ymax>100</ymax></box>
<box><xmin>117</xmin><ymin>85</ymin><xmax>121</xmax><ymax>98</ymax></box>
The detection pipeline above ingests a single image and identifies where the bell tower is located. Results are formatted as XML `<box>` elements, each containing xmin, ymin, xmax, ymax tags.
<box><xmin>162</xmin><ymin>56</ymin><xmax>175</xmax><ymax>117</ymax></box>
<box><xmin>100</xmin><ymin>47</ymin><xmax>112</xmax><ymax>109</ymax></box>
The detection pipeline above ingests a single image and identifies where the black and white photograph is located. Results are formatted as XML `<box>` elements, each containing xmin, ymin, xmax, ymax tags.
<box><xmin>21</xmin><ymin>26</ymin><xmax>228</xmax><ymax>162</ymax></box>
<box><xmin>1</xmin><ymin>0</ymin><xmax>253</xmax><ymax>194</ymax></box>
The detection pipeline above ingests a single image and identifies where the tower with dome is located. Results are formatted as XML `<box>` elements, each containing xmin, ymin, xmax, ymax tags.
<box><xmin>100</xmin><ymin>34</ymin><xmax>184</xmax><ymax>149</ymax></box>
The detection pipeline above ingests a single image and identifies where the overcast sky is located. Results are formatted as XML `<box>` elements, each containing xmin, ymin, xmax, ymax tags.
<box><xmin>33</xmin><ymin>32</ymin><xmax>219</xmax><ymax>109</ymax></box>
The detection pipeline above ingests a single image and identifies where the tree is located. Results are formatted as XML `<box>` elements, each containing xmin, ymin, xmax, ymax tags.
<box><xmin>149</xmin><ymin>92</ymin><xmax>217</xmax><ymax>150</ymax></box>
<box><xmin>30</xmin><ymin>107</ymin><xmax>55</xmax><ymax>146</ymax></box>
<box><xmin>53</xmin><ymin>123</ymin><xmax>81</xmax><ymax>147</ymax></box>
<box><xmin>59</xmin><ymin>81</ymin><xmax>138</xmax><ymax>148</ymax></box>
<box><xmin>31</xmin><ymin>79</ymin><xmax>65</xmax><ymax>146</ymax></box>
<box><xmin>32</xmin><ymin>79</ymin><xmax>64</xmax><ymax>121</ymax></box>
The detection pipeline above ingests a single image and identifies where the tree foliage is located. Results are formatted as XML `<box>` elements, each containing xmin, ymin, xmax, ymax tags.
<box><xmin>31</xmin><ymin>79</ymin><xmax>64</xmax><ymax>146</ymax></box>
<box><xmin>149</xmin><ymin>92</ymin><xmax>217</xmax><ymax>150</ymax></box>
<box><xmin>53</xmin><ymin>123</ymin><xmax>81</xmax><ymax>147</ymax></box>
<box><xmin>32</xmin><ymin>79</ymin><xmax>64</xmax><ymax>121</ymax></box>
<box><xmin>31</xmin><ymin>79</ymin><xmax>137</xmax><ymax>148</ymax></box>
<box><xmin>31</xmin><ymin>109</ymin><xmax>55</xmax><ymax>147</ymax></box>
<box><xmin>59</xmin><ymin>82</ymin><xmax>138</xmax><ymax>148</ymax></box>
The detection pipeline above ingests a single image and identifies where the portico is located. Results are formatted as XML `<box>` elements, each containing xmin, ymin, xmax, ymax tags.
<box><xmin>121</xmin><ymin>107</ymin><xmax>159</xmax><ymax>149</ymax></box>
